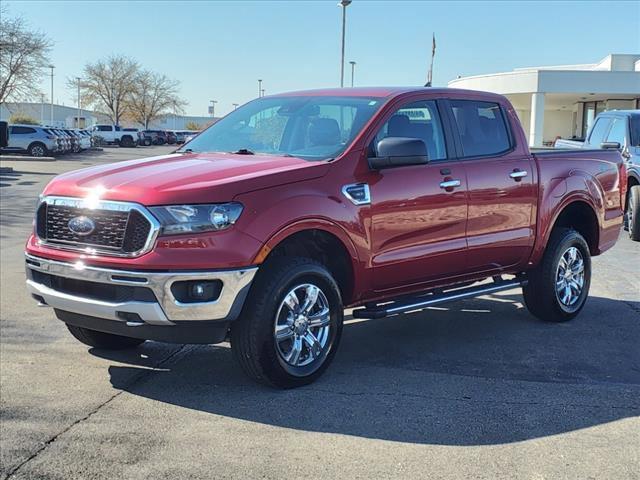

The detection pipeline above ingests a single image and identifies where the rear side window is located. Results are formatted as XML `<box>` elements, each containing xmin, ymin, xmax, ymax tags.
<box><xmin>10</xmin><ymin>126</ymin><xmax>36</xmax><ymax>134</ymax></box>
<box><xmin>450</xmin><ymin>100</ymin><xmax>511</xmax><ymax>157</ymax></box>
<box><xmin>630</xmin><ymin>115</ymin><xmax>640</xmax><ymax>147</ymax></box>
<box><xmin>588</xmin><ymin>118</ymin><xmax>611</xmax><ymax>146</ymax></box>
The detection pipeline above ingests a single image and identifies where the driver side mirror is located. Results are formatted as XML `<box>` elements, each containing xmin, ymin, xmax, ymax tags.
<box><xmin>368</xmin><ymin>137</ymin><xmax>429</xmax><ymax>170</ymax></box>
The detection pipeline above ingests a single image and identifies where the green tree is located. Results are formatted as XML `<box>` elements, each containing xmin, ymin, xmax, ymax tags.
<box><xmin>9</xmin><ymin>113</ymin><xmax>39</xmax><ymax>125</ymax></box>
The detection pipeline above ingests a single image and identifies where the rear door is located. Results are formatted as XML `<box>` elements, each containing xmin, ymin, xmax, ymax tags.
<box><xmin>364</xmin><ymin>98</ymin><xmax>469</xmax><ymax>292</ymax></box>
<box><xmin>446</xmin><ymin>99</ymin><xmax>536</xmax><ymax>272</ymax></box>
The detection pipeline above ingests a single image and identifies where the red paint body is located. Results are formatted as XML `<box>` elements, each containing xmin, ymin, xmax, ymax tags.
<box><xmin>26</xmin><ymin>88</ymin><xmax>625</xmax><ymax>307</ymax></box>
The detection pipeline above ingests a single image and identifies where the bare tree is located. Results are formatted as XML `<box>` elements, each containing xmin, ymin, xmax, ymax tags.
<box><xmin>0</xmin><ymin>8</ymin><xmax>52</xmax><ymax>103</ymax></box>
<box><xmin>126</xmin><ymin>70</ymin><xmax>186</xmax><ymax>129</ymax></box>
<box><xmin>80</xmin><ymin>55</ymin><xmax>138</xmax><ymax>125</ymax></box>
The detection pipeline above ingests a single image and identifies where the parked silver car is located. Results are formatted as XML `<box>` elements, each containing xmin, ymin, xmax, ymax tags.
<box><xmin>2</xmin><ymin>125</ymin><xmax>58</xmax><ymax>157</ymax></box>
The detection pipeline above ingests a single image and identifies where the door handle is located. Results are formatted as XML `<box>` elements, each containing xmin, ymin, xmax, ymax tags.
<box><xmin>439</xmin><ymin>179</ymin><xmax>461</xmax><ymax>189</ymax></box>
<box><xmin>509</xmin><ymin>169</ymin><xmax>528</xmax><ymax>180</ymax></box>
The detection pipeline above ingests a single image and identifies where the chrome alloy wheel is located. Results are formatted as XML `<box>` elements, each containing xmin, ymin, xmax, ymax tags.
<box><xmin>274</xmin><ymin>283</ymin><xmax>331</xmax><ymax>369</ymax></box>
<box><xmin>555</xmin><ymin>246</ymin><xmax>585</xmax><ymax>307</ymax></box>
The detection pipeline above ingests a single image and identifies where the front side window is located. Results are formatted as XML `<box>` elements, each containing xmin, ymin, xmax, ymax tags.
<box><xmin>372</xmin><ymin>100</ymin><xmax>447</xmax><ymax>161</ymax></box>
<box><xmin>588</xmin><ymin>118</ymin><xmax>611</xmax><ymax>146</ymax></box>
<box><xmin>179</xmin><ymin>95</ymin><xmax>383</xmax><ymax>161</ymax></box>
<box><xmin>450</xmin><ymin>100</ymin><xmax>511</xmax><ymax>157</ymax></box>
<box><xmin>97</xmin><ymin>125</ymin><xmax>111</xmax><ymax>132</ymax></box>
<box><xmin>606</xmin><ymin>118</ymin><xmax>627</xmax><ymax>147</ymax></box>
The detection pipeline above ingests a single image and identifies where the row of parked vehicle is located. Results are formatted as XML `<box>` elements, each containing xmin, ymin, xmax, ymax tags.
<box><xmin>0</xmin><ymin>123</ymin><xmax>202</xmax><ymax>157</ymax></box>
<box><xmin>90</xmin><ymin>125</ymin><xmax>199</xmax><ymax>147</ymax></box>
<box><xmin>0</xmin><ymin>124</ymin><xmax>94</xmax><ymax>157</ymax></box>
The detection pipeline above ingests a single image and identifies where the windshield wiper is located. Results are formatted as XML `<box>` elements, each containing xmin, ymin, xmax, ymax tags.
<box><xmin>231</xmin><ymin>148</ymin><xmax>254</xmax><ymax>155</ymax></box>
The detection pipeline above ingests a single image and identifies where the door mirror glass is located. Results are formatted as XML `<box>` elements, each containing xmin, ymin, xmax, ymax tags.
<box><xmin>369</xmin><ymin>137</ymin><xmax>428</xmax><ymax>169</ymax></box>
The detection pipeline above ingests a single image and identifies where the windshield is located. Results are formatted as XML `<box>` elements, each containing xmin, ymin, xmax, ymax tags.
<box><xmin>178</xmin><ymin>95</ymin><xmax>383</xmax><ymax>160</ymax></box>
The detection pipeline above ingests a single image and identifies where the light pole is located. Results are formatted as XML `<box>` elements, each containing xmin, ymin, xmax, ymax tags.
<box><xmin>261</xmin><ymin>89</ymin><xmax>265</xmax><ymax>97</ymax></box>
<box><xmin>258</xmin><ymin>79</ymin><xmax>262</xmax><ymax>98</ymax></box>
<box><xmin>48</xmin><ymin>65</ymin><xmax>55</xmax><ymax>125</ymax></box>
<box><xmin>209</xmin><ymin>100</ymin><xmax>217</xmax><ymax>117</ymax></box>
<box><xmin>75</xmin><ymin>77</ymin><xmax>81</xmax><ymax>128</ymax></box>
<box><xmin>339</xmin><ymin>0</ymin><xmax>352</xmax><ymax>88</ymax></box>
<box><xmin>349</xmin><ymin>61</ymin><xmax>356</xmax><ymax>87</ymax></box>
<box><xmin>40</xmin><ymin>93</ymin><xmax>45</xmax><ymax>125</ymax></box>
<box><xmin>232</xmin><ymin>103</ymin><xmax>239</xmax><ymax>110</ymax></box>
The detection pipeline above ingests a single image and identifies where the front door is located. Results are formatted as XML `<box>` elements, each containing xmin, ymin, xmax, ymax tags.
<box><xmin>365</xmin><ymin>100</ymin><xmax>468</xmax><ymax>292</ymax></box>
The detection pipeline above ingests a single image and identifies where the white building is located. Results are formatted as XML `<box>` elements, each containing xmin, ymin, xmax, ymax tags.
<box><xmin>0</xmin><ymin>102</ymin><xmax>216</xmax><ymax>131</ymax></box>
<box><xmin>448</xmin><ymin>54</ymin><xmax>640</xmax><ymax>146</ymax></box>
<box><xmin>0</xmin><ymin>102</ymin><xmax>98</xmax><ymax>128</ymax></box>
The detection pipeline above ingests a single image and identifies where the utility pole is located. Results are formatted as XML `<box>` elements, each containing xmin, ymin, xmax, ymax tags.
<box><xmin>258</xmin><ymin>79</ymin><xmax>263</xmax><ymax>98</ymax></box>
<box><xmin>48</xmin><ymin>65</ymin><xmax>55</xmax><ymax>125</ymax></box>
<box><xmin>349</xmin><ymin>61</ymin><xmax>356</xmax><ymax>87</ymax></box>
<box><xmin>261</xmin><ymin>89</ymin><xmax>265</xmax><ymax>97</ymax></box>
<box><xmin>40</xmin><ymin>93</ymin><xmax>45</xmax><ymax>125</ymax></box>
<box><xmin>76</xmin><ymin>77</ymin><xmax>81</xmax><ymax>128</ymax></box>
<box><xmin>209</xmin><ymin>100</ymin><xmax>217</xmax><ymax>117</ymax></box>
<box><xmin>339</xmin><ymin>0</ymin><xmax>352</xmax><ymax>87</ymax></box>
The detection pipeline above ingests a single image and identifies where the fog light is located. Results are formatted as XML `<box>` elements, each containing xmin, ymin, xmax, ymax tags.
<box><xmin>171</xmin><ymin>280</ymin><xmax>222</xmax><ymax>303</ymax></box>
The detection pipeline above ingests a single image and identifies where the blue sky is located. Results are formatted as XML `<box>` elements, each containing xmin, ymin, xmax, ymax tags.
<box><xmin>6</xmin><ymin>0</ymin><xmax>639</xmax><ymax>116</ymax></box>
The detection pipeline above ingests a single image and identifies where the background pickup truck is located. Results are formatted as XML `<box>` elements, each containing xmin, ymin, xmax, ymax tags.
<box><xmin>25</xmin><ymin>87</ymin><xmax>626</xmax><ymax>388</ymax></box>
<box><xmin>90</xmin><ymin>124</ymin><xmax>138</xmax><ymax>147</ymax></box>
<box><xmin>555</xmin><ymin>110</ymin><xmax>640</xmax><ymax>240</ymax></box>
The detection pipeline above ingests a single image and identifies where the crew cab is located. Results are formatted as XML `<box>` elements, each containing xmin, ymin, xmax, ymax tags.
<box><xmin>25</xmin><ymin>88</ymin><xmax>626</xmax><ymax>388</ymax></box>
<box><xmin>555</xmin><ymin>110</ymin><xmax>640</xmax><ymax>240</ymax></box>
<box><xmin>90</xmin><ymin>124</ymin><xmax>138</xmax><ymax>147</ymax></box>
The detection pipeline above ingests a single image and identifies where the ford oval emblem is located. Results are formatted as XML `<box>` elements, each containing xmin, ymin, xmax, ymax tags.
<box><xmin>68</xmin><ymin>216</ymin><xmax>96</xmax><ymax>236</ymax></box>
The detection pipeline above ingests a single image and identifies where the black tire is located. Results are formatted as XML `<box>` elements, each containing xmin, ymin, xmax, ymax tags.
<box><xmin>523</xmin><ymin>228</ymin><xmax>591</xmax><ymax>322</ymax></box>
<box><xmin>120</xmin><ymin>135</ymin><xmax>135</xmax><ymax>147</ymax></box>
<box><xmin>627</xmin><ymin>185</ymin><xmax>640</xmax><ymax>241</ymax></box>
<box><xmin>66</xmin><ymin>324</ymin><xmax>145</xmax><ymax>350</ymax></box>
<box><xmin>28</xmin><ymin>142</ymin><xmax>47</xmax><ymax>157</ymax></box>
<box><xmin>231</xmin><ymin>257</ymin><xmax>344</xmax><ymax>388</ymax></box>
<box><xmin>144</xmin><ymin>138</ymin><xmax>151</xmax><ymax>146</ymax></box>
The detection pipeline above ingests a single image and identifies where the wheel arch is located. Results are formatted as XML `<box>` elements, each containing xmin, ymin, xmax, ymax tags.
<box><xmin>547</xmin><ymin>199</ymin><xmax>600</xmax><ymax>256</ymax></box>
<box><xmin>253</xmin><ymin>220</ymin><xmax>361</xmax><ymax>305</ymax></box>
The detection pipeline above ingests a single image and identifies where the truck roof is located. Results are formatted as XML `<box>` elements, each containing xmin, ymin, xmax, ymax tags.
<box><xmin>270</xmin><ymin>86</ymin><xmax>508</xmax><ymax>101</ymax></box>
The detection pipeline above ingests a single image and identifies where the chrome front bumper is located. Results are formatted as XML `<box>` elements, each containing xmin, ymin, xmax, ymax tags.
<box><xmin>25</xmin><ymin>254</ymin><xmax>257</xmax><ymax>326</ymax></box>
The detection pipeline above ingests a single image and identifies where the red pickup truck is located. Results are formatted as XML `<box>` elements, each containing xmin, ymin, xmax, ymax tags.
<box><xmin>25</xmin><ymin>87</ymin><xmax>626</xmax><ymax>388</ymax></box>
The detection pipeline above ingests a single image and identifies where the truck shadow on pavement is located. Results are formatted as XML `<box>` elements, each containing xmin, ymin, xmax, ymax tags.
<box><xmin>96</xmin><ymin>293</ymin><xmax>640</xmax><ymax>446</ymax></box>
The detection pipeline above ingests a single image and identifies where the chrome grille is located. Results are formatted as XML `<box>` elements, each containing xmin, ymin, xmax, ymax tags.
<box><xmin>35</xmin><ymin>197</ymin><xmax>158</xmax><ymax>257</ymax></box>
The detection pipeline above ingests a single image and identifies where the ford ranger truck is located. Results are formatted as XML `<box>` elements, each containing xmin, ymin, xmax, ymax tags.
<box><xmin>25</xmin><ymin>88</ymin><xmax>626</xmax><ymax>388</ymax></box>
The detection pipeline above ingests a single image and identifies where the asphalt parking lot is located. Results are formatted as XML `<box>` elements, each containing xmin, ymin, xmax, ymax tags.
<box><xmin>1</xmin><ymin>146</ymin><xmax>639</xmax><ymax>479</ymax></box>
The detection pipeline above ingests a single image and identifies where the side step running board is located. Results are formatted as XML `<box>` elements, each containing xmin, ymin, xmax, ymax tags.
<box><xmin>352</xmin><ymin>276</ymin><xmax>527</xmax><ymax>319</ymax></box>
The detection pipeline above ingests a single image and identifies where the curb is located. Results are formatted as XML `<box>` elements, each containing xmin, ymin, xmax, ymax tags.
<box><xmin>0</xmin><ymin>155</ymin><xmax>56</xmax><ymax>162</ymax></box>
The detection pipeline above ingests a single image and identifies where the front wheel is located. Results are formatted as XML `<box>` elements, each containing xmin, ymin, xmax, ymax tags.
<box><xmin>627</xmin><ymin>185</ymin><xmax>640</xmax><ymax>241</ymax></box>
<box><xmin>66</xmin><ymin>324</ymin><xmax>145</xmax><ymax>350</ymax></box>
<box><xmin>28</xmin><ymin>142</ymin><xmax>47</xmax><ymax>157</ymax></box>
<box><xmin>522</xmin><ymin>228</ymin><xmax>591</xmax><ymax>322</ymax></box>
<box><xmin>231</xmin><ymin>257</ymin><xmax>343</xmax><ymax>388</ymax></box>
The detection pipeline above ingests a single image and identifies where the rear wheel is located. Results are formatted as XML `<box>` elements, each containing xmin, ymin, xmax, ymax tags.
<box><xmin>523</xmin><ymin>228</ymin><xmax>591</xmax><ymax>322</ymax></box>
<box><xmin>28</xmin><ymin>142</ymin><xmax>47</xmax><ymax>157</ymax></box>
<box><xmin>66</xmin><ymin>324</ymin><xmax>145</xmax><ymax>350</ymax></box>
<box><xmin>627</xmin><ymin>185</ymin><xmax>640</xmax><ymax>241</ymax></box>
<box><xmin>231</xmin><ymin>257</ymin><xmax>343</xmax><ymax>388</ymax></box>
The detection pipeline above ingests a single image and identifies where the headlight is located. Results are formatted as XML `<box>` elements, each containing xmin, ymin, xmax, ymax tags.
<box><xmin>150</xmin><ymin>203</ymin><xmax>243</xmax><ymax>235</ymax></box>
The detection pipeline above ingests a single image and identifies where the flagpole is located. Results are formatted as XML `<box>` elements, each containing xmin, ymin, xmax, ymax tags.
<box><xmin>426</xmin><ymin>33</ymin><xmax>436</xmax><ymax>87</ymax></box>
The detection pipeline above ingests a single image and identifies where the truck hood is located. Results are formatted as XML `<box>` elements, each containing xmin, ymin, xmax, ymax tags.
<box><xmin>43</xmin><ymin>152</ymin><xmax>330</xmax><ymax>205</ymax></box>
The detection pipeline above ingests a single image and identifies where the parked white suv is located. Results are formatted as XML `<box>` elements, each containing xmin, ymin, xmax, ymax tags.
<box><xmin>90</xmin><ymin>125</ymin><xmax>138</xmax><ymax>147</ymax></box>
<box><xmin>2</xmin><ymin>125</ymin><xmax>58</xmax><ymax>157</ymax></box>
